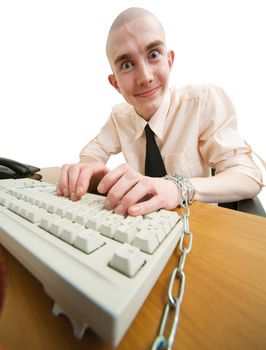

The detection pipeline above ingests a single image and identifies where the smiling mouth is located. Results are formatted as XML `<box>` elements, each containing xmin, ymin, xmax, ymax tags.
<box><xmin>135</xmin><ymin>86</ymin><xmax>160</xmax><ymax>98</ymax></box>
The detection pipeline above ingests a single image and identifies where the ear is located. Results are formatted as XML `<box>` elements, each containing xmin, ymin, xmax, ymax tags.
<box><xmin>167</xmin><ymin>50</ymin><xmax>175</xmax><ymax>70</ymax></box>
<box><xmin>108</xmin><ymin>74</ymin><xmax>121</xmax><ymax>93</ymax></box>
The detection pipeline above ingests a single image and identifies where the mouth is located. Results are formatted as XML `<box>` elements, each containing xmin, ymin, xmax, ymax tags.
<box><xmin>134</xmin><ymin>86</ymin><xmax>160</xmax><ymax>98</ymax></box>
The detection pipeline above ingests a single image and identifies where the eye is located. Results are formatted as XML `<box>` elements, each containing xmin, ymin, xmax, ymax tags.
<box><xmin>121</xmin><ymin>61</ymin><xmax>134</xmax><ymax>71</ymax></box>
<box><xmin>148</xmin><ymin>50</ymin><xmax>160</xmax><ymax>60</ymax></box>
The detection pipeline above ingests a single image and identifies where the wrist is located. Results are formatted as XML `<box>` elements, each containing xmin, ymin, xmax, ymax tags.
<box><xmin>164</xmin><ymin>173</ymin><xmax>196</xmax><ymax>206</ymax></box>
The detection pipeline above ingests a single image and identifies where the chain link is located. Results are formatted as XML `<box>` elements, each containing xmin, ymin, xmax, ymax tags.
<box><xmin>151</xmin><ymin>175</ymin><xmax>194</xmax><ymax>350</ymax></box>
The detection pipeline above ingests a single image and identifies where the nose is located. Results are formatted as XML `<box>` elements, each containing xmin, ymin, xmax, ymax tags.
<box><xmin>136</xmin><ymin>61</ymin><xmax>153</xmax><ymax>86</ymax></box>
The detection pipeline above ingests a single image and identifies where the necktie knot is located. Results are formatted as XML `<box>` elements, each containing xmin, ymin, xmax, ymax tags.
<box><xmin>145</xmin><ymin>124</ymin><xmax>154</xmax><ymax>137</ymax></box>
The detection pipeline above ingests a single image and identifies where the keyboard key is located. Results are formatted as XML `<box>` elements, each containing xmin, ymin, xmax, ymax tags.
<box><xmin>65</xmin><ymin>204</ymin><xmax>86</xmax><ymax>221</ymax></box>
<box><xmin>132</xmin><ymin>230</ymin><xmax>159</xmax><ymax>254</ymax></box>
<box><xmin>110</xmin><ymin>243</ymin><xmax>145</xmax><ymax>277</ymax></box>
<box><xmin>39</xmin><ymin>213</ymin><xmax>56</xmax><ymax>231</ymax></box>
<box><xmin>26</xmin><ymin>207</ymin><xmax>46</xmax><ymax>223</ymax></box>
<box><xmin>85</xmin><ymin>209</ymin><xmax>112</xmax><ymax>230</ymax></box>
<box><xmin>99</xmin><ymin>213</ymin><xmax>125</xmax><ymax>238</ymax></box>
<box><xmin>157</xmin><ymin>209</ymin><xmax>180</xmax><ymax>226</ymax></box>
<box><xmin>152</xmin><ymin>218</ymin><xmax>172</xmax><ymax>234</ymax></box>
<box><xmin>0</xmin><ymin>192</ymin><xmax>15</xmax><ymax>207</ymax></box>
<box><xmin>49</xmin><ymin>217</ymin><xmax>70</xmax><ymax>237</ymax></box>
<box><xmin>47</xmin><ymin>198</ymin><xmax>68</xmax><ymax>213</ymax></box>
<box><xmin>74</xmin><ymin>229</ymin><xmax>104</xmax><ymax>253</ymax></box>
<box><xmin>123</xmin><ymin>215</ymin><xmax>143</xmax><ymax>225</ymax></box>
<box><xmin>114</xmin><ymin>222</ymin><xmax>138</xmax><ymax>243</ymax></box>
<box><xmin>61</xmin><ymin>223</ymin><xmax>84</xmax><ymax>244</ymax></box>
<box><xmin>55</xmin><ymin>202</ymin><xmax>76</xmax><ymax>217</ymax></box>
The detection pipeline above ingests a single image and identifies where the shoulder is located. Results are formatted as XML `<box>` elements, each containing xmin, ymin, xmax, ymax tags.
<box><xmin>110</xmin><ymin>101</ymin><xmax>135</xmax><ymax>119</ymax></box>
<box><xmin>106</xmin><ymin>102</ymin><xmax>137</xmax><ymax>131</ymax></box>
<box><xmin>170</xmin><ymin>84</ymin><xmax>237</xmax><ymax>131</ymax></box>
<box><xmin>171</xmin><ymin>84</ymin><xmax>231</xmax><ymax>102</ymax></box>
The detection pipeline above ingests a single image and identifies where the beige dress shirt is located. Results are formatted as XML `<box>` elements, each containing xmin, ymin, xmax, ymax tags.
<box><xmin>80</xmin><ymin>84</ymin><xmax>262</xmax><ymax>185</ymax></box>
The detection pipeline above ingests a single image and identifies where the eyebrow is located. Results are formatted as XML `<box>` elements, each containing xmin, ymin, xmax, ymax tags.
<box><xmin>114</xmin><ymin>40</ymin><xmax>165</xmax><ymax>66</ymax></box>
<box><xmin>146</xmin><ymin>39</ymin><xmax>165</xmax><ymax>51</ymax></box>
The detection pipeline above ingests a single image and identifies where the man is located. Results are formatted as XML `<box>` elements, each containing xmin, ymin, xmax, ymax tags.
<box><xmin>57</xmin><ymin>7</ymin><xmax>262</xmax><ymax>216</ymax></box>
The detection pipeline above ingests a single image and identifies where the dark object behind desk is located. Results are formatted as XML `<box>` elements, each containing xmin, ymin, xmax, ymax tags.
<box><xmin>0</xmin><ymin>157</ymin><xmax>42</xmax><ymax>180</ymax></box>
<box><xmin>210</xmin><ymin>169</ymin><xmax>265</xmax><ymax>217</ymax></box>
<box><xmin>219</xmin><ymin>197</ymin><xmax>265</xmax><ymax>217</ymax></box>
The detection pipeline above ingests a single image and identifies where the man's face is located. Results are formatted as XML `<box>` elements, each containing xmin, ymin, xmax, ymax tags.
<box><xmin>107</xmin><ymin>16</ymin><xmax>174</xmax><ymax>120</ymax></box>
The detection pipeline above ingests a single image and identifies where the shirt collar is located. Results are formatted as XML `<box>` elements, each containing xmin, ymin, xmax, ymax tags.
<box><xmin>133</xmin><ymin>90</ymin><xmax>171</xmax><ymax>140</ymax></box>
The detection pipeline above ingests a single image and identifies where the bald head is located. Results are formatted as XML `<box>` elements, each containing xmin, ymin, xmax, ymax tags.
<box><xmin>106</xmin><ymin>7</ymin><xmax>166</xmax><ymax>64</ymax></box>
<box><xmin>108</xmin><ymin>7</ymin><xmax>163</xmax><ymax>33</ymax></box>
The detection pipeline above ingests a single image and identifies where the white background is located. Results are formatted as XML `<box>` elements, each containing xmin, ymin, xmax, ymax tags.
<box><xmin>0</xmin><ymin>0</ymin><xmax>265</xmax><ymax>206</ymax></box>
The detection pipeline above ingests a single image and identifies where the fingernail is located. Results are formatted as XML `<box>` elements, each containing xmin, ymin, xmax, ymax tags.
<box><xmin>71</xmin><ymin>192</ymin><xmax>77</xmax><ymax>201</ymax></box>
<box><xmin>114</xmin><ymin>204</ymin><xmax>124</xmax><ymax>215</ymax></box>
<box><xmin>129</xmin><ymin>205</ymin><xmax>140</xmax><ymax>216</ymax></box>
<box><xmin>97</xmin><ymin>183</ymin><xmax>105</xmax><ymax>193</ymax></box>
<box><xmin>56</xmin><ymin>185</ymin><xmax>61</xmax><ymax>195</ymax></box>
<box><xmin>63</xmin><ymin>188</ymin><xmax>69</xmax><ymax>197</ymax></box>
<box><xmin>104</xmin><ymin>199</ymin><xmax>112</xmax><ymax>210</ymax></box>
<box><xmin>77</xmin><ymin>185</ymin><xmax>83</xmax><ymax>196</ymax></box>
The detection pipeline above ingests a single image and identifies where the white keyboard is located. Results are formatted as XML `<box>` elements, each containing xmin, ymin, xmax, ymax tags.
<box><xmin>0</xmin><ymin>178</ymin><xmax>183</xmax><ymax>347</ymax></box>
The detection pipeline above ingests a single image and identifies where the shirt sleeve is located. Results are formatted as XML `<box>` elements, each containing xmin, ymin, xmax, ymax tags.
<box><xmin>198</xmin><ymin>85</ymin><xmax>263</xmax><ymax>186</ymax></box>
<box><xmin>79</xmin><ymin>111</ymin><xmax>121</xmax><ymax>164</ymax></box>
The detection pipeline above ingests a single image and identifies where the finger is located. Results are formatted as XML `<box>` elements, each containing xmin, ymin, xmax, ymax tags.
<box><xmin>76</xmin><ymin>162</ymin><xmax>109</xmax><ymax>197</ymax></box>
<box><xmin>127</xmin><ymin>178</ymin><xmax>181</xmax><ymax>216</ymax></box>
<box><xmin>67</xmin><ymin>164</ymin><xmax>83</xmax><ymax>200</ymax></box>
<box><xmin>107</xmin><ymin>172</ymin><xmax>142</xmax><ymax>210</ymax></box>
<box><xmin>113</xmin><ymin>176</ymin><xmax>152</xmax><ymax>215</ymax></box>
<box><xmin>101</xmin><ymin>165</ymin><xmax>142</xmax><ymax>210</ymax></box>
<box><xmin>56</xmin><ymin>164</ymin><xmax>71</xmax><ymax>197</ymax></box>
<box><xmin>128</xmin><ymin>194</ymin><xmax>165</xmax><ymax>216</ymax></box>
<box><xmin>97</xmin><ymin>163</ymin><xmax>131</xmax><ymax>194</ymax></box>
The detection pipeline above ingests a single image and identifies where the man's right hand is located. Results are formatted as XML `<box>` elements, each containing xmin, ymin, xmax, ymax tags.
<box><xmin>56</xmin><ymin>161</ymin><xmax>109</xmax><ymax>201</ymax></box>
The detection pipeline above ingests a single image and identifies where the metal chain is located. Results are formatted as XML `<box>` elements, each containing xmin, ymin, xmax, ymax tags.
<box><xmin>151</xmin><ymin>196</ymin><xmax>193</xmax><ymax>350</ymax></box>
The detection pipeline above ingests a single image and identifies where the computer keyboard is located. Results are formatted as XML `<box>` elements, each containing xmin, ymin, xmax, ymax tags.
<box><xmin>0</xmin><ymin>178</ymin><xmax>183</xmax><ymax>347</ymax></box>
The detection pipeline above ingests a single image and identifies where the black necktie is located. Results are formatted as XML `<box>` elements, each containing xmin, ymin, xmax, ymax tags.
<box><xmin>144</xmin><ymin>124</ymin><xmax>167</xmax><ymax>177</ymax></box>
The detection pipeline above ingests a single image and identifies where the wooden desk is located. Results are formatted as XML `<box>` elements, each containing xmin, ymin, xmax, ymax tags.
<box><xmin>1</xmin><ymin>168</ymin><xmax>266</xmax><ymax>350</ymax></box>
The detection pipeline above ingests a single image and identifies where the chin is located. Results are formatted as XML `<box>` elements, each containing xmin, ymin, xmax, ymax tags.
<box><xmin>133</xmin><ymin>91</ymin><xmax>165</xmax><ymax>118</ymax></box>
<box><xmin>143</xmin><ymin>100</ymin><xmax>162</xmax><ymax>118</ymax></box>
